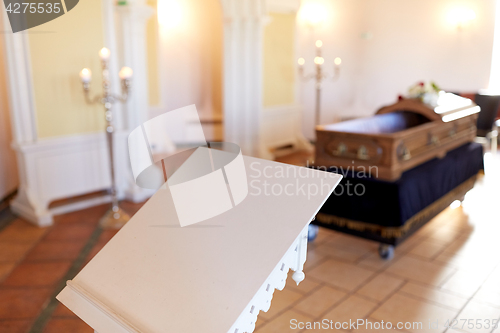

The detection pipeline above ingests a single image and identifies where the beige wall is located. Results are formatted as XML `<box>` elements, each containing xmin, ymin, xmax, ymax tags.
<box><xmin>297</xmin><ymin>0</ymin><xmax>496</xmax><ymax>139</ymax></box>
<box><xmin>28</xmin><ymin>0</ymin><xmax>105</xmax><ymax>138</ymax></box>
<box><xmin>0</xmin><ymin>33</ymin><xmax>18</xmax><ymax>199</ymax></box>
<box><xmin>157</xmin><ymin>0</ymin><xmax>223</xmax><ymax>141</ymax></box>
<box><xmin>263</xmin><ymin>12</ymin><xmax>296</xmax><ymax>107</ymax></box>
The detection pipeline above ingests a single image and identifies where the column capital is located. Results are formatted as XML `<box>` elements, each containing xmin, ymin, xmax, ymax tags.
<box><xmin>115</xmin><ymin>1</ymin><xmax>155</xmax><ymax>21</ymax></box>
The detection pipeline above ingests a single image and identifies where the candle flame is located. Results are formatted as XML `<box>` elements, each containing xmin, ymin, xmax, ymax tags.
<box><xmin>314</xmin><ymin>57</ymin><xmax>324</xmax><ymax>65</ymax></box>
<box><xmin>99</xmin><ymin>47</ymin><xmax>110</xmax><ymax>61</ymax></box>
<box><xmin>79</xmin><ymin>68</ymin><xmax>92</xmax><ymax>83</ymax></box>
<box><xmin>119</xmin><ymin>67</ymin><xmax>134</xmax><ymax>80</ymax></box>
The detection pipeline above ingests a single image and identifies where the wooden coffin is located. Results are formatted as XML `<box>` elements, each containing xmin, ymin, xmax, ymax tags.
<box><xmin>315</xmin><ymin>93</ymin><xmax>480</xmax><ymax>181</ymax></box>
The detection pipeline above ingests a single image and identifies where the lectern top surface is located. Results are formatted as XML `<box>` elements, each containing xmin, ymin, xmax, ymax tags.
<box><xmin>58</xmin><ymin>156</ymin><xmax>341</xmax><ymax>333</ymax></box>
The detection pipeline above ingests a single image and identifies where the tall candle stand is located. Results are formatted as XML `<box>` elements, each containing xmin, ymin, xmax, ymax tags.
<box><xmin>298</xmin><ymin>40</ymin><xmax>341</xmax><ymax>128</ymax></box>
<box><xmin>79</xmin><ymin>48</ymin><xmax>133</xmax><ymax>229</ymax></box>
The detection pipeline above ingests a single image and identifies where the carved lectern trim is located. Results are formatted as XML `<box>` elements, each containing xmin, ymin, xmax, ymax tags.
<box><xmin>228</xmin><ymin>224</ymin><xmax>309</xmax><ymax>333</ymax></box>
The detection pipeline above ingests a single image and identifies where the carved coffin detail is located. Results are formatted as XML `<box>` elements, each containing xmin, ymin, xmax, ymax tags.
<box><xmin>315</xmin><ymin>94</ymin><xmax>479</xmax><ymax>180</ymax></box>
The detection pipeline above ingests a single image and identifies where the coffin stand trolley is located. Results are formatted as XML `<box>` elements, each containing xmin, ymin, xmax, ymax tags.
<box><xmin>57</xmin><ymin>155</ymin><xmax>342</xmax><ymax>333</ymax></box>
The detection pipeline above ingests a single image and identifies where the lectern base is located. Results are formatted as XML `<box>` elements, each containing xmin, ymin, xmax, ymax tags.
<box><xmin>99</xmin><ymin>207</ymin><xmax>130</xmax><ymax>229</ymax></box>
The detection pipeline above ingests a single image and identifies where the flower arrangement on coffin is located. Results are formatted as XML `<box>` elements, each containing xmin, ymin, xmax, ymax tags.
<box><xmin>406</xmin><ymin>81</ymin><xmax>441</xmax><ymax>106</ymax></box>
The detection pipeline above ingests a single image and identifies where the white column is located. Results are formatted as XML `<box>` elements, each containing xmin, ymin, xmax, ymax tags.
<box><xmin>114</xmin><ymin>0</ymin><xmax>156</xmax><ymax>202</ymax></box>
<box><xmin>221</xmin><ymin>0</ymin><xmax>267</xmax><ymax>157</ymax></box>
<box><xmin>1</xmin><ymin>10</ymin><xmax>53</xmax><ymax>226</ymax></box>
<box><xmin>115</xmin><ymin>0</ymin><xmax>154</xmax><ymax>129</ymax></box>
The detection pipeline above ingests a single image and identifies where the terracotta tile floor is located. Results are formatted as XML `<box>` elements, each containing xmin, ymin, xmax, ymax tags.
<box><xmin>0</xmin><ymin>201</ymin><xmax>144</xmax><ymax>333</ymax></box>
<box><xmin>253</xmin><ymin>152</ymin><xmax>500</xmax><ymax>333</ymax></box>
<box><xmin>0</xmin><ymin>152</ymin><xmax>498</xmax><ymax>332</ymax></box>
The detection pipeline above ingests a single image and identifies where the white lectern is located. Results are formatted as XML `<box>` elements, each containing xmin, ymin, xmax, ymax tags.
<box><xmin>57</xmin><ymin>156</ymin><xmax>341</xmax><ymax>333</ymax></box>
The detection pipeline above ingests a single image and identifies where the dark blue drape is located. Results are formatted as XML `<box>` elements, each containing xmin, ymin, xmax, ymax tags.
<box><xmin>318</xmin><ymin>142</ymin><xmax>484</xmax><ymax>227</ymax></box>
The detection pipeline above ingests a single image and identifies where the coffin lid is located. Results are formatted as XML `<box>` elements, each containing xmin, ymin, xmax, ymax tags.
<box><xmin>376</xmin><ymin>93</ymin><xmax>480</xmax><ymax>123</ymax></box>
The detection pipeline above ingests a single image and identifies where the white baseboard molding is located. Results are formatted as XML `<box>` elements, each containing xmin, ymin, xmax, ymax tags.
<box><xmin>10</xmin><ymin>131</ymin><xmax>153</xmax><ymax>227</ymax></box>
<box><xmin>260</xmin><ymin>104</ymin><xmax>313</xmax><ymax>159</ymax></box>
<box><xmin>10</xmin><ymin>192</ymin><xmax>52</xmax><ymax>227</ymax></box>
<box><xmin>50</xmin><ymin>194</ymin><xmax>113</xmax><ymax>217</ymax></box>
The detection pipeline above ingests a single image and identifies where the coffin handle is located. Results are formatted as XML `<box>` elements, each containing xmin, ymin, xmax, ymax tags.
<box><xmin>357</xmin><ymin>145</ymin><xmax>369</xmax><ymax>160</ymax></box>
<box><xmin>333</xmin><ymin>143</ymin><xmax>347</xmax><ymax>156</ymax></box>
<box><xmin>397</xmin><ymin>143</ymin><xmax>411</xmax><ymax>161</ymax></box>
<box><xmin>402</xmin><ymin>147</ymin><xmax>411</xmax><ymax>160</ymax></box>
<box><xmin>428</xmin><ymin>133</ymin><xmax>440</xmax><ymax>146</ymax></box>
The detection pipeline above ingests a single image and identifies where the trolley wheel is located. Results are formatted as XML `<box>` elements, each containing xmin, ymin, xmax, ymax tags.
<box><xmin>378</xmin><ymin>244</ymin><xmax>394</xmax><ymax>260</ymax></box>
<box><xmin>308</xmin><ymin>224</ymin><xmax>319</xmax><ymax>242</ymax></box>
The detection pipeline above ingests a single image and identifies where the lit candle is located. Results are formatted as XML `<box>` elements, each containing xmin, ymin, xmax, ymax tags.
<box><xmin>298</xmin><ymin>58</ymin><xmax>305</xmax><ymax>66</ymax></box>
<box><xmin>99</xmin><ymin>47</ymin><xmax>110</xmax><ymax>61</ymax></box>
<box><xmin>334</xmin><ymin>57</ymin><xmax>342</xmax><ymax>66</ymax></box>
<box><xmin>119</xmin><ymin>66</ymin><xmax>133</xmax><ymax>80</ymax></box>
<box><xmin>79</xmin><ymin>68</ymin><xmax>92</xmax><ymax>83</ymax></box>
<box><xmin>314</xmin><ymin>56</ymin><xmax>324</xmax><ymax>66</ymax></box>
<box><xmin>315</xmin><ymin>40</ymin><xmax>323</xmax><ymax>48</ymax></box>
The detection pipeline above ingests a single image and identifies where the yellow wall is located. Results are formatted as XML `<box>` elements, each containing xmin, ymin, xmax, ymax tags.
<box><xmin>263</xmin><ymin>12</ymin><xmax>296</xmax><ymax>107</ymax></box>
<box><xmin>28</xmin><ymin>0</ymin><xmax>105</xmax><ymax>138</ymax></box>
<box><xmin>0</xmin><ymin>27</ymin><xmax>19</xmax><ymax>197</ymax></box>
<box><xmin>147</xmin><ymin>0</ymin><xmax>160</xmax><ymax>106</ymax></box>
